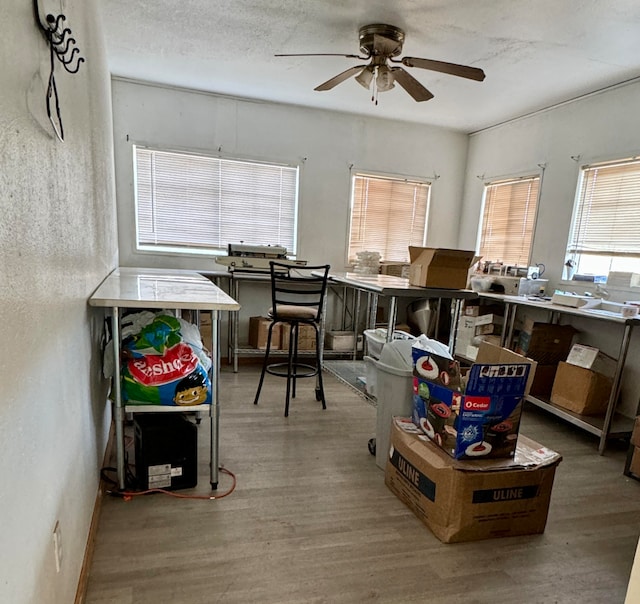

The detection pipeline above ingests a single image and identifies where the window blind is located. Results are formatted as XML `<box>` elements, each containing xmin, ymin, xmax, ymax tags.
<box><xmin>135</xmin><ymin>147</ymin><xmax>299</xmax><ymax>254</ymax></box>
<box><xmin>479</xmin><ymin>175</ymin><xmax>540</xmax><ymax>266</ymax></box>
<box><xmin>568</xmin><ymin>158</ymin><xmax>640</xmax><ymax>256</ymax></box>
<box><xmin>348</xmin><ymin>173</ymin><xmax>430</xmax><ymax>262</ymax></box>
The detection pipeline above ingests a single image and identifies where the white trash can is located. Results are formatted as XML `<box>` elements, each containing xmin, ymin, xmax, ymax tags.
<box><xmin>368</xmin><ymin>338</ymin><xmax>415</xmax><ymax>470</ymax></box>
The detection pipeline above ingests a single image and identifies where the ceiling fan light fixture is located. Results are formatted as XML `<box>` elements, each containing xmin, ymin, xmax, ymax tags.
<box><xmin>376</xmin><ymin>65</ymin><xmax>395</xmax><ymax>92</ymax></box>
<box><xmin>355</xmin><ymin>66</ymin><xmax>374</xmax><ymax>89</ymax></box>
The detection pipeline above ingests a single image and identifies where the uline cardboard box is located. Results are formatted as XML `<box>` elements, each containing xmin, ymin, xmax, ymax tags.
<box><xmin>385</xmin><ymin>418</ymin><xmax>562</xmax><ymax>543</ymax></box>
<box><xmin>412</xmin><ymin>342</ymin><xmax>537</xmax><ymax>460</ymax></box>
<box><xmin>408</xmin><ymin>247</ymin><xmax>478</xmax><ymax>289</ymax></box>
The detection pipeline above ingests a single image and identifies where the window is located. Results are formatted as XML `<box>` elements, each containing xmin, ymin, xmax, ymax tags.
<box><xmin>478</xmin><ymin>175</ymin><xmax>540</xmax><ymax>267</ymax></box>
<box><xmin>567</xmin><ymin>158</ymin><xmax>640</xmax><ymax>277</ymax></box>
<box><xmin>348</xmin><ymin>172</ymin><xmax>430</xmax><ymax>262</ymax></box>
<box><xmin>134</xmin><ymin>146</ymin><xmax>299</xmax><ymax>255</ymax></box>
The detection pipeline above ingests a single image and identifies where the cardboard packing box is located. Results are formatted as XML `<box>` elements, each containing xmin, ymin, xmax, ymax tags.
<box><xmin>412</xmin><ymin>341</ymin><xmax>537</xmax><ymax>460</ymax></box>
<box><xmin>454</xmin><ymin>316</ymin><xmax>478</xmax><ymax>357</ymax></box>
<box><xmin>280</xmin><ymin>323</ymin><xmax>316</xmax><ymax>351</ymax></box>
<box><xmin>325</xmin><ymin>330</ymin><xmax>363</xmax><ymax>351</ymax></box>
<box><xmin>529</xmin><ymin>364</ymin><xmax>558</xmax><ymax>398</ymax></box>
<box><xmin>550</xmin><ymin>361</ymin><xmax>613</xmax><ymax>415</ymax></box>
<box><xmin>380</xmin><ymin>261</ymin><xmax>410</xmax><ymax>278</ymax></box>
<box><xmin>632</xmin><ymin>416</ymin><xmax>640</xmax><ymax>448</ymax></box>
<box><xmin>408</xmin><ymin>247</ymin><xmax>478</xmax><ymax>289</ymax></box>
<box><xmin>629</xmin><ymin>417</ymin><xmax>640</xmax><ymax>477</ymax></box>
<box><xmin>516</xmin><ymin>318</ymin><xmax>577</xmax><ymax>365</ymax></box>
<box><xmin>385</xmin><ymin>418</ymin><xmax>562</xmax><ymax>543</ymax></box>
<box><xmin>248</xmin><ymin>316</ymin><xmax>278</xmax><ymax>350</ymax></box>
<box><xmin>629</xmin><ymin>447</ymin><xmax>640</xmax><ymax>477</ymax></box>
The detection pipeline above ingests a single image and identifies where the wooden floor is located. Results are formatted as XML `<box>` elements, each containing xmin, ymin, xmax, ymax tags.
<box><xmin>85</xmin><ymin>366</ymin><xmax>640</xmax><ymax>604</ymax></box>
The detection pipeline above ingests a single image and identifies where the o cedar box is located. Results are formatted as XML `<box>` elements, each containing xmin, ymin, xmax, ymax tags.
<box><xmin>385</xmin><ymin>418</ymin><xmax>561</xmax><ymax>543</ymax></box>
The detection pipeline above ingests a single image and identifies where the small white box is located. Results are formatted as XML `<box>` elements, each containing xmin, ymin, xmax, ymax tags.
<box><xmin>325</xmin><ymin>331</ymin><xmax>363</xmax><ymax>351</ymax></box>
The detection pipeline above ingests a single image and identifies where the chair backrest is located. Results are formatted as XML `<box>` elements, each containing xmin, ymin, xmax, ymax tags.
<box><xmin>269</xmin><ymin>262</ymin><xmax>330</xmax><ymax>323</ymax></box>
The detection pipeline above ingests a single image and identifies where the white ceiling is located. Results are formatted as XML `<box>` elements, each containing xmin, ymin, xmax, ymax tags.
<box><xmin>97</xmin><ymin>0</ymin><xmax>640</xmax><ymax>133</ymax></box>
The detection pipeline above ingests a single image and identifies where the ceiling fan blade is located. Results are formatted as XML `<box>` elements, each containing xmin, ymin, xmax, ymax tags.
<box><xmin>275</xmin><ymin>53</ymin><xmax>366</xmax><ymax>59</ymax></box>
<box><xmin>391</xmin><ymin>68</ymin><xmax>434</xmax><ymax>102</ymax></box>
<box><xmin>314</xmin><ymin>65</ymin><xmax>368</xmax><ymax>91</ymax></box>
<box><xmin>400</xmin><ymin>57</ymin><xmax>486</xmax><ymax>82</ymax></box>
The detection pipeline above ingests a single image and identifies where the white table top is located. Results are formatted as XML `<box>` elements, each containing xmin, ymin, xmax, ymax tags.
<box><xmin>89</xmin><ymin>267</ymin><xmax>241</xmax><ymax>310</ymax></box>
<box><xmin>324</xmin><ymin>271</ymin><xmax>478</xmax><ymax>299</ymax></box>
<box><xmin>480</xmin><ymin>292</ymin><xmax>639</xmax><ymax>325</ymax></box>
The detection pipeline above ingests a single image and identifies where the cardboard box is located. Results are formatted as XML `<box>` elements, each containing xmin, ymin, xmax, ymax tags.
<box><xmin>280</xmin><ymin>323</ymin><xmax>316</xmax><ymax>351</ymax></box>
<box><xmin>412</xmin><ymin>342</ymin><xmax>536</xmax><ymax>459</ymax></box>
<box><xmin>385</xmin><ymin>418</ymin><xmax>562</xmax><ymax>543</ymax></box>
<box><xmin>516</xmin><ymin>319</ymin><xmax>577</xmax><ymax>365</ymax></box>
<box><xmin>529</xmin><ymin>364</ymin><xmax>558</xmax><ymax>398</ymax></box>
<box><xmin>463</xmin><ymin>303</ymin><xmax>505</xmax><ymax>317</ymax></box>
<box><xmin>248</xmin><ymin>316</ymin><xmax>278</xmax><ymax>350</ymax></box>
<box><xmin>408</xmin><ymin>247</ymin><xmax>478</xmax><ymax>289</ymax></box>
<box><xmin>380</xmin><ymin>261</ymin><xmax>410</xmax><ymax>278</ymax></box>
<box><xmin>325</xmin><ymin>330</ymin><xmax>363</xmax><ymax>351</ymax></box>
<box><xmin>632</xmin><ymin>416</ymin><xmax>640</xmax><ymax>448</ymax></box>
<box><xmin>474</xmin><ymin>313</ymin><xmax>503</xmax><ymax>327</ymax></box>
<box><xmin>550</xmin><ymin>361</ymin><xmax>613</xmax><ymax>415</ymax></box>
<box><xmin>565</xmin><ymin>344</ymin><xmax>617</xmax><ymax>377</ymax></box>
<box><xmin>629</xmin><ymin>447</ymin><xmax>640</xmax><ymax>477</ymax></box>
<box><xmin>454</xmin><ymin>316</ymin><xmax>478</xmax><ymax>356</ymax></box>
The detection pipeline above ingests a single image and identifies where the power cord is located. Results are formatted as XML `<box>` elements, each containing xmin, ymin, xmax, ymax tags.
<box><xmin>100</xmin><ymin>465</ymin><xmax>237</xmax><ymax>501</ymax></box>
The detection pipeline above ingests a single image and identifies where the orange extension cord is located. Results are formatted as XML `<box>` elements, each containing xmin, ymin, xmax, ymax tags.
<box><xmin>105</xmin><ymin>466</ymin><xmax>236</xmax><ymax>501</ymax></box>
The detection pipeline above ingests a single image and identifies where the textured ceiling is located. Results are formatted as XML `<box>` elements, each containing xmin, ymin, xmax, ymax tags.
<box><xmin>97</xmin><ymin>0</ymin><xmax>640</xmax><ymax>132</ymax></box>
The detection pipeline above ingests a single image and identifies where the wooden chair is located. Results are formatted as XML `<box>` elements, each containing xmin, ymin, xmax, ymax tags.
<box><xmin>253</xmin><ymin>261</ymin><xmax>330</xmax><ymax>416</ymax></box>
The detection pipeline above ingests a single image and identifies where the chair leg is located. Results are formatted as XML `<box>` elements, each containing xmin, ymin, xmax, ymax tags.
<box><xmin>254</xmin><ymin>321</ymin><xmax>276</xmax><ymax>406</ymax></box>
<box><xmin>292</xmin><ymin>322</ymin><xmax>299</xmax><ymax>400</ymax></box>
<box><xmin>284</xmin><ymin>322</ymin><xmax>295</xmax><ymax>417</ymax></box>
<box><xmin>314</xmin><ymin>324</ymin><xmax>326</xmax><ymax>409</ymax></box>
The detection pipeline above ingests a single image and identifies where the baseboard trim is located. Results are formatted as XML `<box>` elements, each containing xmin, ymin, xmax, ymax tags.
<box><xmin>74</xmin><ymin>422</ymin><xmax>115</xmax><ymax>604</ymax></box>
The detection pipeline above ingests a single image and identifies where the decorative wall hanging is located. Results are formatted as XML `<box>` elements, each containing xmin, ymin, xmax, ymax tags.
<box><xmin>33</xmin><ymin>0</ymin><xmax>85</xmax><ymax>141</ymax></box>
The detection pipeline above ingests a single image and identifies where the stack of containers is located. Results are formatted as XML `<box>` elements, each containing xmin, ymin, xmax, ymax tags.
<box><xmin>353</xmin><ymin>251</ymin><xmax>381</xmax><ymax>274</ymax></box>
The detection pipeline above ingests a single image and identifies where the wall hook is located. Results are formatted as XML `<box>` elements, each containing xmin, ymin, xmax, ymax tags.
<box><xmin>571</xmin><ymin>154</ymin><xmax>582</xmax><ymax>162</ymax></box>
<box><xmin>33</xmin><ymin>1</ymin><xmax>85</xmax><ymax>141</ymax></box>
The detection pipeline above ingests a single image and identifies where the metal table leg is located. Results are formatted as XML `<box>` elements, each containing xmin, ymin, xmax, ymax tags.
<box><xmin>233</xmin><ymin>278</ymin><xmax>240</xmax><ymax>373</ymax></box>
<box><xmin>111</xmin><ymin>307</ymin><xmax>126</xmax><ymax>490</ymax></box>
<box><xmin>386</xmin><ymin>296</ymin><xmax>398</xmax><ymax>342</ymax></box>
<box><xmin>353</xmin><ymin>288</ymin><xmax>361</xmax><ymax>360</ymax></box>
<box><xmin>599</xmin><ymin>323</ymin><xmax>633</xmax><ymax>455</ymax></box>
<box><xmin>369</xmin><ymin>293</ymin><xmax>378</xmax><ymax>330</ymax></box>
<box><xmin>210</xmin><ymin>310</ymin><xmax>220</xmax><ymax>488</ymax></box>
<box><xmin>448</xmin><ymin>299</ymin><xmax>462</xmax><ymax>354</ymax></box>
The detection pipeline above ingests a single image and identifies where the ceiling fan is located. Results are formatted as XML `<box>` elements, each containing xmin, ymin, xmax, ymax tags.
<box><xmin>276</xmin><ymin>23</ymin><xmax>485</xmax><ymax>103</ymax></box>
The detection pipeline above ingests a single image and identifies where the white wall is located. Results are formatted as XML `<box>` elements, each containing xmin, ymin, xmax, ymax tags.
<box><xmin>111</xmin><ymin>78</ymin><xmax>470</xmax><ymax>329</ymax></box>
<box><xmin>459</xmin><ymin>81</ymin><xmax>640</xmax><ymax>417</ymax></box>
<box><xmin>112</xmin><ymin>79</ymin><xmax>469</xmax><ymax>271</ymax></box>
<box><xmin>0</xmin><ymin>1</ymin><xmax>117</xmax><ymax>602</ymax></box>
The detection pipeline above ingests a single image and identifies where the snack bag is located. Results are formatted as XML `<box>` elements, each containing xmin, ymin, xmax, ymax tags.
<box><xmin>121</xmin><ymin>314</ymin><xmax>212</xmax><ymax>406</ymax></box>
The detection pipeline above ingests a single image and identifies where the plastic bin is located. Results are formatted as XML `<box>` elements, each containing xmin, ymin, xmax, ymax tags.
<box><xmin>364</xmin><ymin>328</ymin><xmax>414</xmax><ymax>360</ymax></box>
<box><xmin>367</xmin><ymin>338</ymin><xmax>415</xmax><ymax>470</ymax></box>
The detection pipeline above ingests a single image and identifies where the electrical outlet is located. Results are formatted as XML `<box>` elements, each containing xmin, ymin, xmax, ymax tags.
<box><xmin>53</xmin><ymin>521</ymin><xmax>63</xmax><ymax>573</ymax></box>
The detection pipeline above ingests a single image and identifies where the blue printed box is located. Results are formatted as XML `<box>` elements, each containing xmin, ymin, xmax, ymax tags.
<box><xmin>412</xmin><ymin>342</ymin><xmax>535</xmax><ymax>460</ymax></box>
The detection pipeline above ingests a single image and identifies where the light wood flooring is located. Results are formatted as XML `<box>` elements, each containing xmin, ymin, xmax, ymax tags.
<box><xmin>85</xmin><ymin>365</ymin><xmax>640</xmax><ymax>604</ymax></box>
